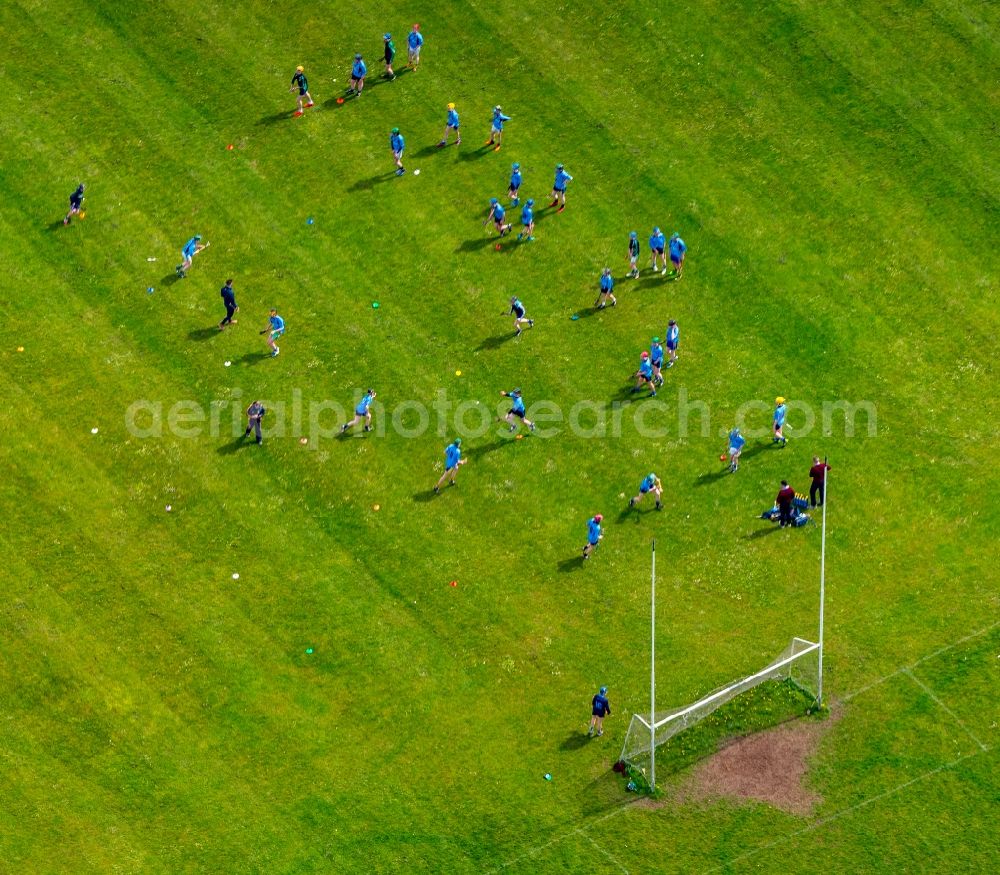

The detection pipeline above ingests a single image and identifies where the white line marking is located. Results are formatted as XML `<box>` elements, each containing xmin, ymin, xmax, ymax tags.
<box><xmin>704</xmin><ymin>749</ymin><xmax>987</xmax><ymax>873</ymax></box>
<box><xmin>903</xmin><ymin>669</ymin><xmax>989</xmax><ymax>752</ymax></box>
<box><xmin>841</xmin><ymin>620</ymin><xmax>999</xmax><ymax>703</ymax></box>
<box><xmin>578</xmin><ymin>829</ymin><xmax>630</xmax><ymax>874</ymax></box>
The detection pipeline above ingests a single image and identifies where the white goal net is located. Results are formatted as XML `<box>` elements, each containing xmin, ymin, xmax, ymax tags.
<box><xmin>620</xmin><ymin>637</ymin><xmax>820</xmax><ymax>773</ymax></box>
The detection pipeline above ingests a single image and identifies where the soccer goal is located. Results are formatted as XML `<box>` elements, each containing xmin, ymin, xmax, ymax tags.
<box><xmin>620</xmin><ymin>637</ymin><xmax>821</xmax><ymax>779</ymax></box>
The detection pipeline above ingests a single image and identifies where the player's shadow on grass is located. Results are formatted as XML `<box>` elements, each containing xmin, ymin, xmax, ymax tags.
<box><xmin>456</xmin><ymin>236</ymin><xmax>500</xmax><ymax>253</ymax></box>
<box><xmin>46</xmin><ymin>220</ymin><xmax>68</xmax><ymax>232</ymax></box>
<box><xmin>744</xmin><ymin>525</ymin><xmax>782</xmax><ymax>540</ymax></box>
<box><xmin>412</xmin><ymin>488</ymin><xmax>439</xmax><ymax>503</ymax></box>
<box><xmin>559</xmin><ymin>732</ymin><xmax>590</xmax><ymax>751</ymax></box>
<box><xmin>217</xmin><ymin>436</ymin><xmax>254</xmax><ymax>455</ymax></box>
<box><xmin>411</xmin><ymin>143</ymin><xmax>443</xmax><ymax>159</ymax></box>
<box><xmin>573</xmin><ymin>306</ymin><xmax>604</xmax><ymax>320</ymax></box>
<box><xmin>234</xmin><ymin>351</ymin><xmax>272</xmax><ymax>366</ymax></box>
<box><xmin>257</xmin><ymin>111</ymin><xmax>292</xmax><ymax>127</ymax></box>
<box><xmin>188</xmin><ymin>327</ymin><xmax>219</xmax><ymax>342</ymax></box>
<box><xmin>459</xmin><ymin>144</ymin><xmax>494</xmax><ymax>162</ymax></box>
<box><xmin>616</xmin><ymin>505</ymin><xmax>658</xmax><ymax>524</ymax></box>
<box><xmin>349</xmin><ymin>172</ymin><xmax>397</xmax><ymax>192</ymax></box>
<box><xmin>475</xmin><ymin>333</ymin><xmax>517</xmax><ymax>351</ymax></box>
<box><xmin>557</xmin><ymin>556</ymin><xmax>585</xmax><ymax>573</ymax></box>
<box><xmin>160</xmin><ymin>272</ymin><xmax>184</xmax><ymax>288</ymax></box>
<box><xmin>464</xmin><ymin>440</ymin><xmax>507</xmax><ymax>460</ymax></box>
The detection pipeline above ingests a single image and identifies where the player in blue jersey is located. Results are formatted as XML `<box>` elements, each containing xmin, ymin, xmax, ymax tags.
<box><xmin>726</xmin><ymin>426</ymin><xmax>746</xmax><ymax>472</ymax></box>
<box><xmin>649</xmin><ymin>227</ymin><xmax>667</xmax><ymax>274</ymax></box>
<box><xmin>508</xmin><ymin>163</ymin><xmax>522</xmax><ymax>205</ymax></box>
<box><xmin>582</xmin><ymin>514</ymin><xmax>604</xmax><ymax>560</ymax></box>
<box><xmin>484</xmin><ymin>198</ymin><xmax>512</xmax><ymax>237</ymax></box>
<box><xmin>348</xmin><ymin>53</ymin><xmax>367</xmax><ymax>96</ymax></box>
<box><xmin>649</xmin><ymin>337</ymin><xmax>665</xmax><ymax>386</ymax></box>
<box><xmin>434</xmin><ymin>438</ymin><xmax>466</xmax><ymax>493</ymax></box>
<box><xmin>438</xmin><ymin>102</ymin><xmax>460</xmax><ymax>147</ymax></box>
<box><xmin>516</xmin><ymin>199</ymin><xmax>535</xmax><ymax>241</ymax></box>
<box><xmin>389</xmin><ymin>127</ymin><xmax>406</xmax><ymax>176</ymax></box>
<box><xmin>176</xmin><ymin>234</ymin><xmax>208</xmax><ymax>278</ymax></box>
<box><xmin>595</xmin><ymin>268</ymin><xmax>617</xmax><ymax>308</ymax></box>
<box><xmin>773</xmin><ymin>396</ymin><xmax>788</xmax><ymax>446</ymax></box>
<box><xmin>508</xmin><ymin>296</ymin><xmax>534</xmax><ymax>335</ymax></box>
<box><xmin>289</xmin><ymin>65</ymin><xmax>314</xmax><ymax>117</ymax></box>
<box><xmin>629</xmin><ymin>472</ymin><xmax>663</xmax><ymax>511</ymax></box>
<box><xmin>549</xmin><ymin>164</ymin><xmax>573</xmax><ymax>211</ymax></box>
<box><xmin>500</xmin><ymin>388</ymin><xmax>536</xmax><ymax>433</ymax></box>
<box><xmin>260</xmin><ymin>308</ymin><xmax>285</xmax><ymax>357</ymax></box>
<box><xmin>407</xmin><ymin>24</ymin><xmax>424</xmax><ymax>70</ymax></box>
<box><xmin>627</xmin><ymin>231</ymin><xmax>640</xmax><ymax>278</ymax></box>
<box><xmin>665</xmin><ymin>319</ymin><xmax>679</xmax><ymax>368</ymax></box>
<box><xmin>632</xmin><ymin>351</ymin><xmax>656</xmax><ymax>397</ymax></box>
<box><xmin>63</xmin><ymin>183</ymin><xmax>85</xmax><ymax>225</ymax></box>
<box><xmin>341</xmin><ymin>388</ymin><xmax>377</xmax><ymax>433</ymax></box>
<box><xmin>486</xmin><ymin>105</ymin><xmax>511</xmax><ymax>151</ymax></box>
<box><xmin>588</xmin><ymin>686</ymin><xmax>611</xmax><ymax>736</ymax></box>
<box><xmin>669</xmin><ymin>232</ymin><xmax>687</xmax><ymax>279</ymax></box>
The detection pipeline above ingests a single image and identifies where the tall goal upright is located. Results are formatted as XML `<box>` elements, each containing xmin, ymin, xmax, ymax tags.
<box><xmin>620</xmin><ymin>463</ymin><xmax>830</xmax><ymax>790</ymax></box>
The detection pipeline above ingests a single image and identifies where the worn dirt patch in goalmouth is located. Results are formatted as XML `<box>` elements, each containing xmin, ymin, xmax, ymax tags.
<box><xmin>681</xmin><ymin>711</ymin><xmax>839</xmax><ymax>816</ymax></box>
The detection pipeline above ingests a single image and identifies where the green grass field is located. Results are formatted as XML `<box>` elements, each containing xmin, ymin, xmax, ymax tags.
<box><xmin>2</xmin><ymin>0</ymin><xmax>998</xmax><ymax>871</ymax></box>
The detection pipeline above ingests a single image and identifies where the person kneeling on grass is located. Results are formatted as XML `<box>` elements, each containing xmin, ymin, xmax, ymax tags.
<box><xmin>582</xmin><ymin>514</ymin><xmax>603</xmax><ymax>560</ymax></box>
<box><xmin>341</xmin><ymin>388</ymin><xmax>377</xmax><ymax>433</ymax></box>
<box><xmin>589</xmin><ymin>686</ymin><xmax>611</xmax><ymax>737</ymax></box>
<box><xmin>629</xmin><ymin>472</ymin><xmax>662</xmax><ymax>511</ymax></box>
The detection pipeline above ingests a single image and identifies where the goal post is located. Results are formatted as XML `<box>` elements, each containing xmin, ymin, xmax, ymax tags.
<box><xmin>620</xmin><ymin>637</ymin><xmax>821</xmax><ymax>776</ymax></box>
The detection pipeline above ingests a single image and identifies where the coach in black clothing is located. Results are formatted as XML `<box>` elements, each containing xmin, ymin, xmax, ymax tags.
<box><xmin>219</xmin><ymin>279</ymin><xmax>238</xmax><ymax>329</ymax></box>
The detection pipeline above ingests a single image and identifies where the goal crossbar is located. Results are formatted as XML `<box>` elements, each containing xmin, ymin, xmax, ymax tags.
<box><xmin>650</xmin><ymin>637</ymin><xmax>818</xmax><ymax>732</ymax></box>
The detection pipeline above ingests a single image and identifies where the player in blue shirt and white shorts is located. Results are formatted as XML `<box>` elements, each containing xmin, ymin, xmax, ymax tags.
<box><xmin>262</xmin><ymin>308</ymin><xmax>285</xmax><ymax>357</ymax></box>
<box><xmin>407</xmin><ymin>24</ymin><xmax>423</xmax><ymax>69</ymax></box>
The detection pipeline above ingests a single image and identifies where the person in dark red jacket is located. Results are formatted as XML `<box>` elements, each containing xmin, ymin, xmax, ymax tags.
<box><xmin>776</xmin><ymin>480</ymin><xmax>796</xmax><ymax>527</ymax></box>
<box><xmin>809</xmin><ymin>457</ymin><xmax>830</xmax><ymax>507</ymax></box>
